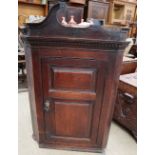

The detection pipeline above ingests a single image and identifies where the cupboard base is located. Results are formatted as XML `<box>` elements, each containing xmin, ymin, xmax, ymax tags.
<box><xmin>39</xmin><ymin>143</ymin><xmax>104</xmax><ymax>153</ymax></box>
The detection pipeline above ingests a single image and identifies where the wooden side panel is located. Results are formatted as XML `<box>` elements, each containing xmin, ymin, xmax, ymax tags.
<box><xmin>25</xmin><ymin>46</ymin><xmax>39</xmax><ymax>141</ymax></box>
<box><xmin>96</xmin><ymin>51</ymin><xmax>124</xmax><ymax>147</ymax></box>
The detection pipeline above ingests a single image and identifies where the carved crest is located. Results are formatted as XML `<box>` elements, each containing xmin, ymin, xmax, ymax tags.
<box><xmin>22</xmin><ymin>2</ymin><xmax>128</xmax><ymax>50</ymax></box>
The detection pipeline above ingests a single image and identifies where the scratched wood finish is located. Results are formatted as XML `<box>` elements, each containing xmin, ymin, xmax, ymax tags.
<box><xmin>23</xmin><ymin>2</ymin><xmax>128</xmax><ymax>153</ymax></box>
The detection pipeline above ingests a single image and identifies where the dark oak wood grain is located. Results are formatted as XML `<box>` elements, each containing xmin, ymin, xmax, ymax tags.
<box><xmin>23</xmin><ymin>2</ymin><xmax>128</xmax><ymax>153</ymax></box>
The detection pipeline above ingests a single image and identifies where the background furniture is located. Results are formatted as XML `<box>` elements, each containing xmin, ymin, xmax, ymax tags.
<box><xmin>18</xmin><ymin>25</ymin><xmax>26</xmax><ymax>84</ymax></box>
<box><xmin>23</xmin><ymin>2</ymin><xmax>128</xmax><ymax>152</ymax></box>
<box><xmin>107</xmin><ymin>0</ymin><xmax>136</xmax><ymax>26</ymax></box>
<box><xmin>70</xmin><ymin>0</ymin><xmax>86</xmax><ymax>4</ymax></box>
<box><xmin>18</xmin><ymin>0</ymin><xmax>48</xmax><ymax>26</ymax></box>
<box><xmin>129</xmin><ymin>44</ymin><xmax>137</xmax><ymax>58</ymax></box>
<box><xmin>114</xmin><ymin>56</ymin><xmax>137</xmax><ymax>139</ymax></box>
<box><xmin>113</xmin><ymin>72</ymin><xmax>137</xmax><ymax>139</ymax></box>
<box><xmin>87</xmin><ymin>0</ymin><xmax>109</xmax><ymax>23</ymax></box>
<box><xmin>18</xmin><ymin>0</ymin><xmax>49</xmax><ymax>87</ymax></box>
<box><xmin>121</xmin><ymin>57</ymin><xmax>137</xmax><ymax>75</ymax></box>
<box><xmin>18</xmin><ymin>0</ymin><xmax>48</xmax><ymax>87</ymax></box>
<box><xmin>18</xmin><ymin>48</ymin><xmax>26</xmax><ymax>83</ymax></box>
<box><xmin>47</xmin><ymin>0</ymin><xmax>137</xmax><ymax>37</ymax></box>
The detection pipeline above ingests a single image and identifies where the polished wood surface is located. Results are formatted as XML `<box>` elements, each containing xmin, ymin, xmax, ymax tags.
<box><xmin>23</xmin><ymin>2</ymin><xmax>128</xmax><ymax>152</ymax></box>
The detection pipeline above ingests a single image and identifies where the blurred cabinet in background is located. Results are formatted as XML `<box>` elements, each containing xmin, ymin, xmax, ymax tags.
<box><xmin>107</xmin><ymin>0</ymin><xmax>136</xmax><ymax>26</ymax></box>
<box><xmin>18</xmin><ymin>0</ymin><xmax>48</xmax><ymax>26</ymax></box>
<box><xmin>87</xmin><ymin>0</ymin><xmax>109</xmax><ymax>23</ymax></box>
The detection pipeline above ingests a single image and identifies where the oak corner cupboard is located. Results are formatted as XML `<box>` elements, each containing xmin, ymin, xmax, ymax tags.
<box><xmin>22</xmin><ymin>2</ymin><xmax>128</xmax><ymax>153</ymax></box>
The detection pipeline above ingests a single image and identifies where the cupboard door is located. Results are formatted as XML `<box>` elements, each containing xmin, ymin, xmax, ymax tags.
<box><xmin>41</xmin><ymin>57</ymin><xmax>107</xmax><ymax>145</ymax></box>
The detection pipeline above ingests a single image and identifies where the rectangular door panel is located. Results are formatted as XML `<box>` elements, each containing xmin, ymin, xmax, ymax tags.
<box><xmin>41</xmin><ymin>57</ymin><xmax>106</xmax><ymax>145</ymax></box>
<box><xmin>51</xmin><ymin>67</ymin><xmax>96</xmax><ymax>91</ymax></box>
<box><xmin>54</xmin><ymin>101</ymin><xmax>93</xmax><ymax>138</ymax></box>
<box><xmin>44</xmin><ymin>99</ymin><xmax>94</xmax><ymax>143</ymax></box>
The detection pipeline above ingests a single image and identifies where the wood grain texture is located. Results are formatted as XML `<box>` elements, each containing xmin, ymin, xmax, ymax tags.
<box><xmin>23</xmin><ymin>2</ymin><xmax>128</xmax><ymax>152</ymax></box>
<box><xmin>54</xmin><ymin>101</ymin><xmax>93</xmax><ymax>138</ymax></box>
<box><xmin>51</xmin><ymin>67</ymin><xmax>96</xmax><ymax>91</ymax></box>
